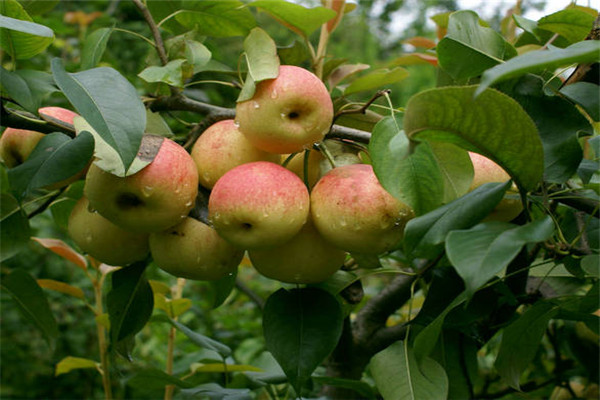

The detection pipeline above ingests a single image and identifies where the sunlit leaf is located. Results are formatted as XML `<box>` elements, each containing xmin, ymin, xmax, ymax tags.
<box><xmin>370</xmin><ymin>340</ymin><xmax>448</xmax><ymax>400</ymax></box>
<box><xmin>476</xmin><ymin>40</ymin><xmax>600</xmax><ymax>96</ymax></box>
<box><xmin>174</xmin><ymin>1</ymin><xmax>256</xmax><ymax>37</ymax></box>
<box><xmin>537</xmin><ymin>8</ymin><xmax>596</xmax><ymax>44</ymax></box>
<box><xmin>250</xmin><ymin>0</ymin><xmax>336</xmax><ymax>38</ymax></box>
<box><xmin>370</xmin><ymin>116</ymin><xmax>444</xmax><ymax>215</ymax></box>
<box><xmin>55</xmin><ymin>356</ymin><xmax>98</xmax><ymax>376</ymax></box>
<box><xmin>437</xmin><ymin>10</ymin><xmax>516</xmax><ymax>80</ymax></box>
<box><xmin>0</xmin><ymin>0</ymin><xmax>53</xmax><ymax>59</ymax></box>
<box><xmin>344</xmin><ymin>68</ymin><xmax>409</xmax><ymax>96</ymax></box>
<box><xmin>138</xmin><ymin>59</ymin><xmax>187</xmax><ymax>87</ymax></box>
<box><xmin>404</xmin><ymin>86</ymin><xmax>543</xmax><ymax>192</ymax></box>
<box><xmin>52</xmin><ymin>58</ymin><xmax>146</xmax><ymax>174</ymax></box>
<box><xmin>81</xmin><ymin>27</ymin><xmax>113</xmax><ymax>70</ymax></box>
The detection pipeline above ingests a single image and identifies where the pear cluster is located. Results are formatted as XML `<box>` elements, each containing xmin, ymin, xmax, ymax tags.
<box><xmin>65</xmin><ymin>66</ymin><xmax>416</xmax><ymax>284</ymax></box>
<box><xmin>0</xmin><ymin>68</ymin><xmax>521</xmax><ymax>285</ymax></box>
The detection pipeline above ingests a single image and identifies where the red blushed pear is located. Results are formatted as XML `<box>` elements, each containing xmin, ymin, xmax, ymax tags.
<box><xmin>235</xmin><ymin>65</ymin><xmax>334</xmax><ymax>154</ymax></box>
<box><xmin>310</xmin><ymin>164</ymin><xmax>414</xmax><ymax>255</ymax></box>
<box><xmin>84</xmin><ymin>136</ymin><xmax>199</xmax><ymax>233</ymax></box>
<box><xmin>149</xmin><ymin>217</ymin><xmax>243</xmax><ymax>281</ymax></box>
<box><xmin>0</xmin><ymin>128</ymin><xmax>45</xmax><ymax>167</ymax></box>
<box><xmin>249</xmin><ymin>216</ymin><xmax>346</xmax><ymax>284</ymax></box>
<box><xmin>208</xmin><ymin>161</ymin><xmax>310</xmax><ymax>250</ymax></box>
<box><xmin>191</xmin><ymin>119</ymin><xmax>280</xmax><ymax>189</ymax></box>
<box><xmin>68</xmin><ymin>197</ymin><xmax>150</xmax><ymax>266</ymax></box>
<box><xmin>469</xmin><ymin>152</ymin><xmax>524</xmax><ymax>222</ymax></box>
<box><xmin>38</xmin><ymin>106</ymin><xmax>79</xmax><ymax>125</ymax></box>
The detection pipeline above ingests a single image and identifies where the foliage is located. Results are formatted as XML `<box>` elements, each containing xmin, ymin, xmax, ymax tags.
<box><xmin>1</xmin><ymin>1</ymin><xmax>599</xmax><ymax>399</ymax></box>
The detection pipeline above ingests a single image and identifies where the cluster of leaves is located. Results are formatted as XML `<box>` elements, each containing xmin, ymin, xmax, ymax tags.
<box><xmin>1</xmin><ymin>1</ymin><xmax>599</xmax><ymax>399</ymax></box>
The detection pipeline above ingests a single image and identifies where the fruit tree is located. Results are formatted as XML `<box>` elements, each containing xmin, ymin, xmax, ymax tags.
<box><xmin>1</xmin><ymin>0</ymin><xmax>599</xmax><ymax>399</ymax></box>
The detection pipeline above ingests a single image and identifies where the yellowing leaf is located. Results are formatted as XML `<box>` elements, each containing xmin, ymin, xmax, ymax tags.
<box><xmin>149</xmin><ymin>279</ymin><xmax>171</xmax><ymax>295</ymax></box>
<box><xmin>190</xmin><ymin>363</ymin><xmax>263</xmax><ymax>373</ymax></box>
<box><xmin>171</xmin><ymin>298</ymin><xmax>192</xmax><ymax>318</ymax></box>
<box><xmin>37</xmin><ymin>279</ymin><xmax>85</xmax><ymax>299</ymax></box>
<box><xmin>55</xmin><ymin>356</ymin><xmax>99</xmax><ymax>376</ymax></box>
<box><xmin>32</xmin><ymin>237</ymin><xmax>87</xmax><ymax>270</ymax></box>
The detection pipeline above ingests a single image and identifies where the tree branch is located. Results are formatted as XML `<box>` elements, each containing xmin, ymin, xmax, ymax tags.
<box><xmin>131</xmin><ymin>0</ymin><xmax>168</xmax><ymax>66</ymax></box>
<box><xmin>353</xmin><ymin>273</ymin><xmax>416</xmax><ymax>352</ymax></box>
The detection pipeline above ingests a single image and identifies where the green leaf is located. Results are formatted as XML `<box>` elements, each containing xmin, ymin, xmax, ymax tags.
<box><xmin>312</xmin><ymin>376</ymin><xmax>376</xmax><ymax>399</ymax></box>
<box><xmin>208</xmin><ymin>269</ymin><xmax>237</xmax><ymax>309</ymax></box>
<box><xmin>263</xmin><ymin>287</ymin><xmax>343</xmax><ymax>393</ymax></box>
<box><xmin>1</xmin><ymin>268</ymin><xmax>58</xmax><ymax>346</ymax></box>
<box><xmin>477</xmin><ymin>40</ymin><xmax>600</xmax><ymax>96</ymax></box>
<box><xmin>126</xmin><ymin>367</ymin><xmax>194</xmax><ymax>390</ymax></box>
<box><xmin>51</xmin><ymin>58</ymin><xmax>146</xmax><ymax>174</ymax></box>
<box><xmin>179</xmin><ymin>383</ymin><xmax>251</xmax><ymax>399</ymax></box>
<box><xmin>154</xmin><ymin>315</ymin><xmax>232</xmax><ymax>357</ymax></box>
<box><xmin>560</xmin><ymin>82</ymin><xmax>600</xmax><ymax>121</ymax></box>
<box><xmin>0</xmin><ymin>194</ymin><xmax>30</xmax><ymax>261</ymax></box>
<box><xmin>504</xmin><ymin>75</ymin><xmax>588</xmax><ymax>183</ymax></box>
<box><xmin>404</xmin><ymin>86</ymin><xmax>543</xmax><ymax>192</ymax></box>
<box><xmin>244</xmin><ymin>27</ymin><xmax>279</xmax><ymax>83</ymax></box>
<box><xmin>237</xmin><ymin>27</ymin><xmax>280</xmax><ymax>102</ymax></box>
<box><xmin>0</xmin><ymin>0</ymin><xmax>53</xmax><ymax>59</ymax></box>
<box><xmin>55</xmin><ymin>356</ymin><xmax>99</xmax><ymax>376</ymax></box>
<box><xmin>0</xmin><ymin>13</ymin><xmax>52</xmax><ymax>36</ymax></box>
<box><xmin>581</xmin><ymin>254</ymin><xmax>600</xmax><ymax>278</ymax></box>
<box><xmin>175</xmin><ymin>1</ymin><xmax>256</xmax><ymax>37</ymax></box>
<box><xmin>370</xmin><ymin>340</ymin><xmax>448</xmax><ymax>400</ymax></box>
<box><xmin>191</xmin><ymin>362</ymin><xmax>263</xmax><ymax>373</ymax></box>
<box><xmin>249</xmin><ymin>0</ymin><xmax>336</xmax><ymax>37</ymax></box>
<box><xmin>19</xmin><ymin>0</ymin><xmax>59</xmax><ymax>15</ymax></box>
<box><xmin>446</xmin><ymin>217</ymin><xmax>555</xmax><ymax>296</ymax></box>
<box><xmin>81</xmin><ymin>27</ymin><xmax>113</xmax><ymax>70</ymax></box>
<box><xmin>495</xmin><ymin>301</ymin><xmax>559</xmax><ymax>389</ymax></box>
<box><xmin>73</xmin><ymin>118</ymin><xmax>152</xmax><ymax>177</ymax></box>
<box><xmin>413</xmin><ymin>292</ymin><xmax>468</xmax><ymax>365</ymax></box>
<box><xmin>185</xmin><ymin>39</ymin><xmax>211</xmax><ymax>73</ymax></box>
<box><xmin>537</xmin><ymin>9</ymin><xmax>596</xmax><ymax>44</ymax></box>
<box><xmin>429</xmin><ymin>142</ymin><xmax>474</xmax><ymax>203</ymax></box>
<box><xmin>145</xmin><ymin>110</ymin><xmax>173</xmax><ymax>138</ymax></box>
<box><xmin>403</xmin><ymin>181</ymin><xmax>510</xmax><ymax>259</ymax></box>
<box><xmin>437</xmin><ymin>10</ymin><xmax>516</xmax><ymax>80</ymax></box>
<box><xmin>7</xmin><ymin>132</ymin><xmax>94</xmax><ymax>197</ymax></box>
<box><xmin>107</xmin><ymin>262</ymin><xmax>153</xmax><ymax>346</ymax></box>
<box><xmin>370</xmin><ymin>116</ymin><xmax>444</xmax><ymax>216</ymax></box>
<box><xmin>344</xmin><ymin>67</ymin><xmax>409</xmax><ymax>96</ymax></box>
<box><xmin>138</xmin><ymin>59</ymin><xmax>187</xmax><ymax>87</ymax></box>
<box><xmin>0</xmin><ymin>66</ymin><xmax>36</xmax><ymax>112</ymax></box>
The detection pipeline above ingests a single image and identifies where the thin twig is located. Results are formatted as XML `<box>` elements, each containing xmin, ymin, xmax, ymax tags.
<box><xmin>131</xmin><ymin>0</ymin><xmax>168</xmax><ymax>66</ymax></box>
<box><xmin>235</xmin><ymin>278</ymin><xmax>265</xmax><ymax>309</ymax></box>
<box><xmin>332</xmin><ymin>89</ymin><xmax>391</xmax><ymax>124</ymax></box>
